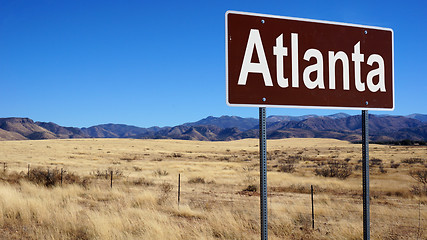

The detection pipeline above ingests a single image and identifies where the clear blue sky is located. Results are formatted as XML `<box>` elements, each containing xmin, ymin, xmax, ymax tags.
<box><xmin>1</xmin><ymin>0</ymin><xmax>426</xmax><ymax>127</ymax></box>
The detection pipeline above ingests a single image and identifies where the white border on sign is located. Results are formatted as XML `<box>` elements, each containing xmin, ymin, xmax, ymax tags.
<box><xmin>225</xmin><ymin>10</ymin><xmax>395</xmax><ymax>111</ymax></box>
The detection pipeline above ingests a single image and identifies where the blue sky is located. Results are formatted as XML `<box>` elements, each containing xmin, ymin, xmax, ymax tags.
<box><xmin>1</xmin><ymin>0</ymin><xmax>426</xmax><ymax>128</ymax></box>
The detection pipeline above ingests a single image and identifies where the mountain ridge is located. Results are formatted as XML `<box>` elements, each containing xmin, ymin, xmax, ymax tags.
<box><xmin>0</xmin><ymin>113</ymin><xmax>426</xmax><ymax>142</ymax></box>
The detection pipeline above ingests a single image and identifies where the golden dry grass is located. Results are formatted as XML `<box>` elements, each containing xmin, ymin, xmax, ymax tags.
<box><xmin>0</xmin><ymin>138</ymin><xmax>426</xmax><ymax>239</ymax></box>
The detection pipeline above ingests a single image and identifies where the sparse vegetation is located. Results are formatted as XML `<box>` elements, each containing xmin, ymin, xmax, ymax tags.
<box><xmin>188</xmin><ymin>177</ymin><xmax>205</xmax><ymax>184</ymax></box>
<box><xmin>278</xmin><ymin>163</ymin><xmax>296</xmax><ymax>173</ymax></box>
<box><xmin>243</xmin><ymin>184</ymin><xmax>257</xmax><ymax>192</ymax></box>
<box><xmin>91</xmin><ymin>169</ymin><xmax>110</xmax><ymax>178</ymax></box>
<box><xmin>367</xmin><ymin>140</ymin><xmax>427</xmax><ymax>146</ymax></box>
<box><xmin>133</xmin><ymin>166</ymin><xmax>143</xmax><ymax>171</ymax></box>
<box><xmin>0</xmin><ymin>138</ymin><xmax>425</xmax><ymax>239</ymax></box>
<box><xmin>132</xmin><ymin>177</ymin><xmax>154</xmax><ymax>186</ymax></box>
<box><xmin>379</xmin><ymin>164</ymin><xmax>387</xmax><ymax>174</ymax></box>
<box><xmin>153</xmin><ymin>169</ymin><xmax>169</xmax><ymax>177</ymax></box>
<box><xmin>370</xmin><ymin>157</ymin><xmax>383</xmax><ymax>166</ymax></box>
<box><xmin>403</xmin><ymin>158</ymin><xmax>425</xmax><ymax>165</ymax></box>
<box><xmin>120</xmin><ymin>154</ymin><xmax>140</xmax><ymax>161</ymax></box>
<box><xmin>410</xmin><ymin>169</ymin><xmax>427</xmax><ymax>185</ymax></box>
<box><xmin>410</xmin><ymin>184</ymin><xmax>427</xmax><ymax>196</ymax></box>
<box><xmin>391</xmin><ymin>162</ymin><xmax>400</xmax><ymax>168</ymax></box>
<box><xmin>314</xmin><ymin>160</ymin><xmax>353</xmax><ymax>179</ymax></box>
<box><xmin>157</xmin><ymin>182</ymin><xmax>173</xmax><ymax>205</ymax></box>
<box><xmin>90</xmin><ymin>168</ymin><xmax>122</xmax><ymax>179</ymax></box>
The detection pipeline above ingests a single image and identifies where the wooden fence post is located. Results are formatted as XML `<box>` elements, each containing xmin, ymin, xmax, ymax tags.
<box><xmin>110</xmin><ymin>171</ymin><xmax>113</xmax><ymax>188</ymax></box>
<box><xmin>311</xmin><ymin>185</ymin><xmax>315</xmax><ymax>229</ymax></box>
<box><xmin>178</xmin><ymin>173</ymin><xmax>181</xmax><ymax>207</ymax></box>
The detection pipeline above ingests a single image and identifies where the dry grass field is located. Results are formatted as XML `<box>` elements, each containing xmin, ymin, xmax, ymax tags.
<box><xmin>0</xmin><ymin>138</ymin><xmax>426</xmax><ymax>239</ymax></box>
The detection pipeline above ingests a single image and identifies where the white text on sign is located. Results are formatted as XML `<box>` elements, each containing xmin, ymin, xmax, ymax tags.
<box><xmin>237</xmin><ymin>29</ymin><xmax>386</xmax><ymax>93</ymax></box>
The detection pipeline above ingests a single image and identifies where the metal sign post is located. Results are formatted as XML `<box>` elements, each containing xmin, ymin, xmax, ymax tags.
<box><xmin>226</xmin><ymin>11</ymin><xmax>393</xmax><ymax>240</ymax></box>
<box><xmin>259</xmin><ymin>107</ymin><xmax>268</xmax><ymax>240</ymax></box>
<box><xmin>362</xmin><ymin>110</ymin><xmax>370</xmax><ymax>240</ymax></box>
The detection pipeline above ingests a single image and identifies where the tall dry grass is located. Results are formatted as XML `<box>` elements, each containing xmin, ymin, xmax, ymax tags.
<box><xmin>0</xmin><ymin>138</ymin><xmax>425</xmax><ymax>239</ymax></box>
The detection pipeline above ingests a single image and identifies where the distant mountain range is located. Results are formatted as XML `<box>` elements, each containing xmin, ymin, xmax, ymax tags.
<box><xmin>0</xmin><ymin>113</ymin><xmax>426</xmax><ymax>142</ymax></box>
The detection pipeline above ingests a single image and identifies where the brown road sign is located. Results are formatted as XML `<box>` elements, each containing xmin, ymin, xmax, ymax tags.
<box><xmin>226</xmin><ymin>11</ymin><xmax>394</xmax><ymax>110</ymax></box>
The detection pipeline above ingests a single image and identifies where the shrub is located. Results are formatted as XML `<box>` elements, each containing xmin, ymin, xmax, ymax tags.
<box><xmin>132</xmin><ymin>177</ymin><xmax>154</xmax><ymax>186</ymax></box>
<box><xmin>409</xmin><ymin>169</ymin><xmax>427</xmax><ymax>185</ymax></box>
<box><xmin>243</xmin><ymin>184</ymin><xmax>257</xmax><ymax>192</ymax></box>
<box><xmin>28</xmin><ymin>168</ymin><xmax>56</xmax><ymax>186</ymax></box>
<box><xmin>133</xmin><ymin>166</ymin><xmax>143</xmax><ymax>172</ymax></box>
<box><xmin>293</xmin><ymin>213</ymin><xmax>312</xmax><ymax>230</ymax></box>
<box><xmin>390</xmin><ymin>163</ymin><xmax>400</xmax><ymax>168</ymax></box>
<box><xmin>402</xmin><ymin>158</ymin><xmax>424</xmax><ymax>165</ymax></box>
<box><xmin>410</xmin><ymin>185</ymin><xmax>427</xmax><ymax>196</ymax></box>
<box><xmin>91</xmin><ymin>169</ymin><xmax>109</xmax><ymax>179</ymax></box>
<box><xmin>279</xmin><ymin>164</ymin><xmax>295</xmax><ymax>173</ymax></box>
<box><xmin>0</xmin><ymin>171</ymin><xmax>25</xmax><ymax>184</ymax></box>
<box><xmin>314</xmin><ymin>160</ymin><xmax>352</xmax><ymax>179</ymax></box>
<box><xmin>379</xmin><ymin>164</ymin><xmax>387</xmax><ymax>174</ymax></box>
<box><xmin>160</xmin><ymin>182</ymin><xmax>173</xmax><ymax>194</ymax></box>
<box><xmin>370</xmin><ymin>158</ymin><xmax>383</xmax><ymax>166</ymax></box>
<box><xmin>157</xmin><ymin>182</ymin><xmax>173</xmax><ymax>205</ymax></box>
<box><xmin>153</xmin><ymin>169</ymin><xmax>169</xmax><ymax>177</ymax></box>
<box><xmin>62</xmin><ymin>170</ymin><xmax>81</xmax><ymax>184</ymax></box>
<box><xmin>286</xmin><ymin>155</ymin><xmax>303</xmax><ymax>163</ymax></box>
<box><xmin>28</xmin><ymin>168</ymin><xmax>81</xmax><ymax>187</ymax></box>
<box><xmin>188</xmin><ymin>177</ymin><xmax>205</xmax><ymax>184</ymax></box>
<box><xmin>80</xmin><ymin>176</ymin><xmax>92</xmax><ymax>189</ymax></box>
<box><xmin>120</xmin><ymin>155</ymin><xmax>139</xmax><ymax>161</ymax></box>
